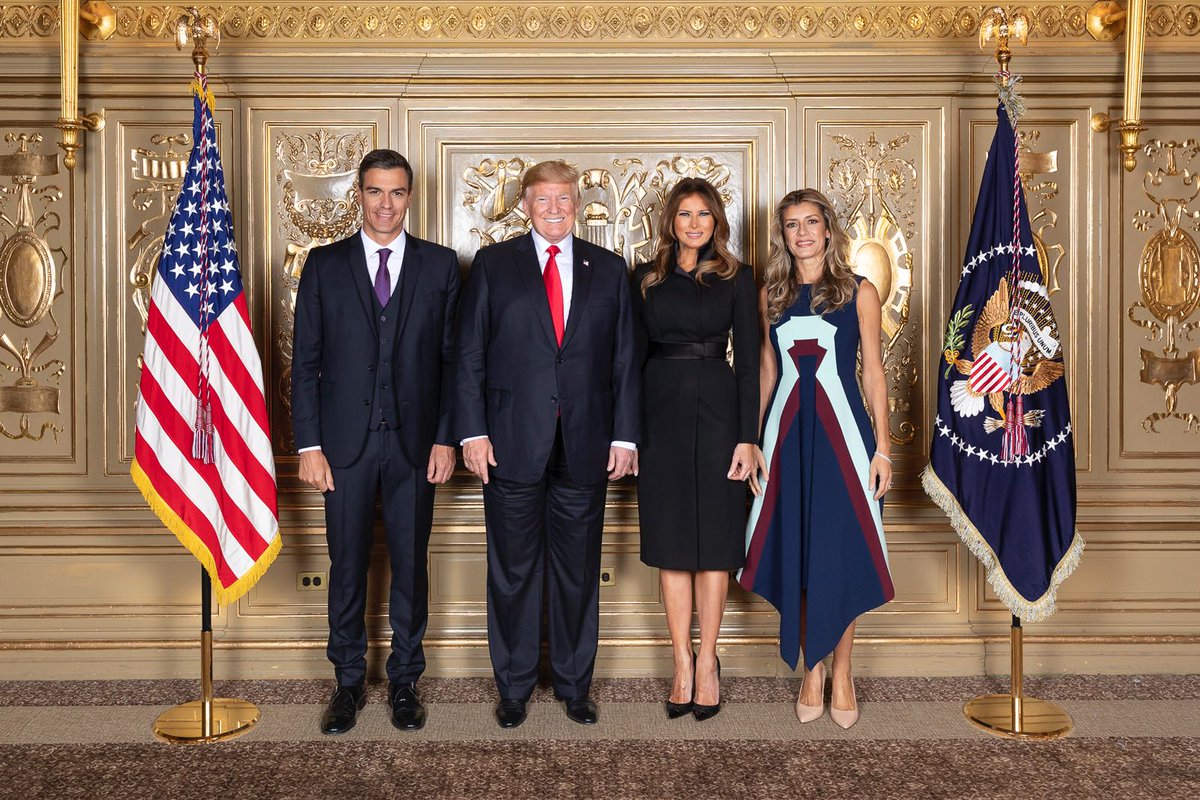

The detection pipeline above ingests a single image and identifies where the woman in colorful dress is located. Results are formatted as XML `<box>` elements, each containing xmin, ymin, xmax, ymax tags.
<box><xmin>632</xmin><ymin>178</ymin><xmax>762</xmax><ymax>721</ymax></box>
<box><xmin>739</xmin><ymin>188</ymin><xmax>895</xmax><ymax>729</ymax></box>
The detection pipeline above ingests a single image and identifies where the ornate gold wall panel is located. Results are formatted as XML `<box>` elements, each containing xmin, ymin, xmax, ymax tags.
<box><xmin>1117</xmin><ymin>116</ymin><xmax>1200</xmax><ymax>463</ymax></box>
<box><xmin>1</xmin><ymin>33</ymin><xmax>1198</xmax><ymax>677</ymax></box>
<box><xmin>5</xmin><ymin>3</ymin><xmax>1200</xmax><ymax>45</ymax></box>
<box><xmin>0</xmin><ymin>123</ymin><xmax>76</xmax><ymax>465</ymax></box>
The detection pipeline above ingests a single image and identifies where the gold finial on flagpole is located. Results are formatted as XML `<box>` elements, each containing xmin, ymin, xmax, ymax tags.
<box><xmin>173</xmin><ymin>6</ymin><xmax>220</xmax><ymax>74</ymax></box>
<box><xmin>978</xmin><ymin>7</ymin><xmax>1030</xmax><ymax>85</ymax></box>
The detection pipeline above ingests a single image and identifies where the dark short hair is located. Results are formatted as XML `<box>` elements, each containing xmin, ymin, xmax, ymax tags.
<box><xmin>357</xmin><ymin>149</ymin><xmax>414</xmax><ymax>190</ymax></box>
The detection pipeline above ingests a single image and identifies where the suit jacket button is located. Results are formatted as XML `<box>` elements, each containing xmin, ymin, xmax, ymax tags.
<box><xmin>367</xmin><ymin>365</ymin><xmax>376</xmax><ymax>372</ymax></box>
<box><xmin>362</xmin><ymin>400</ymin><xmax>370</xmax><ymax>406</ymax></box>
<box><xmin>380</xmin><ymin>314</ymin><xmax>387</xmax><ymax>322</ymax></box>
<box><xmin>555</xmin><ymin>357</ymin><xmax>563</xmax><ymax>364</ymax></box>
<box><xmin>551</xmin><ymin>395</ymin><xmax>558</xmax><ymax>403</ymax></box>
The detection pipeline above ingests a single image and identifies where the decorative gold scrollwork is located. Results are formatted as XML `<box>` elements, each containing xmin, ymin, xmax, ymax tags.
<box><xmin>1129</xmin><ymin>137</ymin><xmax>1200</xmax><ymax>432</ymax></box>
<box><xmin>275</xmin><ymin>129</ymin><xmax>368</xmax><ymax>450</ymax></box>
<box><xmin>1017</xmin><ymin>129</ymin><xmax>1066</xmax><ymax>296</ymax></box>
<box><xmin>0</xmin><ymin>133</ymin><xmax>65</xmax><ymax>442</ymax></box>
<box><xmin>128</xmin><ymin>133</ymin><xmax>190</xmax><ymax>339</ymax></box>
<box><xmin>461</xmin><ymin>154</ymin><xmax>734</xmax><ymax>267</ymax></box>
<box><xmin>826</xmin><ymin>131</ymin><xmax>918</xmax><ymax>445</ymax></box>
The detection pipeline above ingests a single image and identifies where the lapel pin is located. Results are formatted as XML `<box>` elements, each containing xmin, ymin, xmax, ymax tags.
<box><xmin>582</xmin><ymin>260</ymin><xmax>590</xmax><ymax>268</ymax></box>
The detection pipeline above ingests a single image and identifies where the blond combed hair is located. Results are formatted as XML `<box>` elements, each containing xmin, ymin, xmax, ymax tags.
<box><xmin>521</xmin><ymin>160</ymin><xmax>581</xmax><ymax>203</ymax></box>
<box><xmin>641</xmin><ymin>178</ymin><xmax>740</xmax><ymax>297</ymax></box>
<box><xmin>763</xmin><ymin>189</ymin><xmax>856</xmax><ymax>323</ymax></box>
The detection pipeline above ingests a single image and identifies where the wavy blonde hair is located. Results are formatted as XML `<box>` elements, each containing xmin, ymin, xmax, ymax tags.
<box><xmin>763</xmin><ymin>189</ymin><xmax>856</xmax><ymax>323</ymax></box>
<box><xmin>520</xmin><ymin>160</ymin><xmax>581</xmax><ymax>203</ymax></box>
<box><xmin>641</xmin><ymin>178</ymin><xmax>740</xmax><ymax>297</ymax></box>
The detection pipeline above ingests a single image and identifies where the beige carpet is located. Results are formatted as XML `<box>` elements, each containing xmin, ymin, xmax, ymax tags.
<box><xmin>0</xmin><ymin>676</ymin><xmax>1197</xmax><ymax>799</ymax></box>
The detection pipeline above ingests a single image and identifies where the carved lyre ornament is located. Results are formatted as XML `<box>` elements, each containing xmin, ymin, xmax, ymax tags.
<box><xmin>128</xmin><ymin>133</ymin><xmax>191</xmax><ymax>340</ymax></box>
<box><xmin>826</xmin><ymin>132</ymin><xmax>918</xmax><ymax>445</ymax></box>
<box><xmin>275</xmin><ymin>129</ymin><xmax>368</xmax><ymax>450</ymax></box>
<box><xmin>462</xmin><ymin>155</ymin><xmax>736</xmax><ymax>267</ymax></box>
<box><xmin>1129</xmin><ymin>138</ymin><xmax>1200</xmax><ymax>432</ymax></box>
<box><xmin>1017</xmin><ymin>129</ymin><xmax>1066</xmax><ymax>296</ymax></box>
<box><xmin>0</xmin><ymin>133</ymin><xmax>65</xmax><ymax>441</ymax></box>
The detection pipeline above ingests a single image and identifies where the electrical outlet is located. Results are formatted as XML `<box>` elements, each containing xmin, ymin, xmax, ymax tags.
<box><xmin>296</xmin><ymin>571</ymin><xmax>327</xmax><ymax>591</ymax></box>
<box><xmin>599</xmin><ymin>567</ymin><xmax>616</xmax><ymax>587</ymax></box>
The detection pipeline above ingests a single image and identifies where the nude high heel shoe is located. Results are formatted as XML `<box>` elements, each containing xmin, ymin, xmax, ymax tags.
<box><xmin>795</xmin><ymin>661</ymin><xmax>825</xmax><ymax>723</ymax></box>
<box><xmin>829</xmin><ymin>674</ymin><xmax>859</xmax><ymax>730</ymax></box>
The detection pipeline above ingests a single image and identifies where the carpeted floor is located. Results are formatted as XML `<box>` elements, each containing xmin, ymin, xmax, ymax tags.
<box><xmin>0</xmin><ymin>676</ymin><xmax>1197</xmax><ymax>799</ymax></box>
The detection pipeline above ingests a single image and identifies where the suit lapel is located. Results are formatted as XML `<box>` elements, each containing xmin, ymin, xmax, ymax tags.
<box><xmin>560</xmin><ymin>239</ymin><xmax>593</xmax><ymax>351</ymax></box>
<box><xmin>346</xmin><ymin>233</ymin><xmax>377</xmax><ymax>330</ymax></box>
<box><xmin>394</xmin><ymin>234</ymin><xmax>422</xmax><ymax>336</ymax></box>
<box><xmin>515</xmin><ymin>233</ymin><xmax>558</xmax><ymax>348</ymax></box>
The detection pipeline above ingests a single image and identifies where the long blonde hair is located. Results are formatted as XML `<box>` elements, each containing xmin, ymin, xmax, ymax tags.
<box><xmin>641</xmin><ymin>178</ymin><xmax>740</xmax><ymax>297</ymax></box>
<box><xmin>763</xmin><ymin>189</ymin><xmax>856</xmax><ymax>323</ymax></box>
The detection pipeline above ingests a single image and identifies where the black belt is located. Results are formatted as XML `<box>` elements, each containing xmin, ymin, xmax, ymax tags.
<box><xmin>649</xmin><ymin>341</ymin><xmax>727</xmax><ymax>360</ymax></box>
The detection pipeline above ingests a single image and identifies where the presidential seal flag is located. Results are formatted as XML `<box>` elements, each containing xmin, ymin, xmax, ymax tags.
<box><xmin>921</xmin><ymin>102</ymin><xmax>1083</xmax><ymax>620</ymax></box>
<box><xmin>131</xmin><ymin>71</ymin><xmax>281</xmax><ymax>604</ymax></box>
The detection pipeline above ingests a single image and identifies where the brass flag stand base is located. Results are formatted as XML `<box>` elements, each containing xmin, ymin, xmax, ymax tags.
<box><xmin>153</xmin><ymin>567</ymin><xmax>260</xmax><ymax>744</ymax></box>
<box><xmin>964</xmin><ymin>616</ymin><xmax>1072</xmax><ymax>740</ymax></box>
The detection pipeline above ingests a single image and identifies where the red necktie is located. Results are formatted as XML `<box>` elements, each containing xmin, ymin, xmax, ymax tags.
<box><xmin>544</xmin><ymin>244</ymin><xmax>564</xmax><ymax>346</ymax></box>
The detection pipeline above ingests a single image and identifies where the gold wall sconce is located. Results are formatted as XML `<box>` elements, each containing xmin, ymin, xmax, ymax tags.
<box><xmin>1087</xmin><ymin>0</ymin><xmax>1148</xmax><ymax>172</ymax></box>
<box><xmin>56</xmin><ymin>0</ymin><xmax>116</xmax><ymax>169</ymax></box>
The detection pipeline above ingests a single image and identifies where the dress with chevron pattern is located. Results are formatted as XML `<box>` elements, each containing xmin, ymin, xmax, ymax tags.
<box><xmin>738</xmin><ymin>278</ymin><xmax>894</xmax><ymax>671</ymax></box>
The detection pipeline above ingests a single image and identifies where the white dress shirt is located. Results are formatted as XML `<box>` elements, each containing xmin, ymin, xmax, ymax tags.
<box><xmin>362</xmin><ymin>228</ymin><xmax>406</xmax><ymax>299</ymax></box>
<box><xmin>297</xmin><ymin>229</ymin><xmax>407</xmax><ymax>454</ymax></box>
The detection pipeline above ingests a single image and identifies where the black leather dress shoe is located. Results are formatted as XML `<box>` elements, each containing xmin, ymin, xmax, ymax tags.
<box><xmin>495</xmin><ymin>698</ymin><xmax>527</xmax><ymax>729</ymax></box>
<box><xmin>319</xmin><ymin>684</ymin><xmax>366</xmax><ymax>735</ymax></box>
<box><xmin>562</xmin><ymin>696</ymin><xmax>598</xmax><ymax>725</ymax></box>
<box><xmin>388</xmin><ymin>682</ymin><xmax>427</xmax><ymax>731</ymax></box>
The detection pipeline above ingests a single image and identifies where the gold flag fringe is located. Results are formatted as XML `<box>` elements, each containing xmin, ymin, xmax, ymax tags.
<box><xmin>131</xmin><ymin>458</ymin><xmax>281</xmax><ymax>607</ymax></box>
<box><xmin>921</xmin><ymin>465</ymin><xmax>1084</xmax><ymax>622</ymax></box>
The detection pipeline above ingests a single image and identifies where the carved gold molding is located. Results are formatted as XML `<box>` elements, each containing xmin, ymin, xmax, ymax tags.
<box><xmin>0</xmin><ymin>132</ymin><xmax>65</xmax><ymax>442</ymax></box>
<box><xmin>827</xmin><ymin>131</ymin><xmax>918</xmax><ymax>446</ymax></box>
<box><xmin>1129</xmin><ymin>137</ymin><xmax>1200</xmax><ymax>433</ymax></box>
<box><xmin>461</xmin><ymin>154</ymin><xmax>733</xmax><ymax>266</ymax></box>
<box><xmin>1017</xmin><ymin>129</ymin><xmax>1066</xmax><ymax>296</ymax></box>
<box><xmin>3</xmin><ymin>3</ymin><xmax>1200</xmax><ymax>43</ymax></box>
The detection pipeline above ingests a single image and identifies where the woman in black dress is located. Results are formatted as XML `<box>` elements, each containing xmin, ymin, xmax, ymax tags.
<box><xmin>631</xmin><ymin>178</ymin><xmax>764</xmax><ymax>720</ymax></box>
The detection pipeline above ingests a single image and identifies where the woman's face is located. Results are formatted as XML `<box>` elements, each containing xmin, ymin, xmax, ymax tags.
<box><xmin>673</xmin><ymin>193</ymin><xmax>716</xmax><ymax>256</ymax></box>
<box><xmin>781</xmin><ymin>201</ymin><xmax>829</xmax><ymax>264</ymax></box>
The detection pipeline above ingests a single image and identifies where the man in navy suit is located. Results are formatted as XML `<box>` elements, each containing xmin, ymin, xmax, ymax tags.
<box><xmin>292</xmin><ymin>149</ymin><xmax>460</xmax><ymax>734</ymax></box>
<box><xmin>455</xmin><ymin>160</ymin><xmax>640</xmax><ymax>728</ymax></box>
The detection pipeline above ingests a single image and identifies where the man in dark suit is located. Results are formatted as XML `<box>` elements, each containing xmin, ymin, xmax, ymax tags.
<box><xmin>292</xmin><ymin>149</ymin><xmax>460</xmax><ymax>734</ymax></box>
<box><xmin>455</xmin><ymin>160</ymin><xmax>640</xmax><ymax>728</ymax></box>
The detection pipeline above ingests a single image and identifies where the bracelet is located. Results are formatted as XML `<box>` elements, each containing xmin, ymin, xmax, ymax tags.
<box><xmin>874</xmin><ymin>451</ymin><xmax>892</xmax><ymax>464</ymax></box>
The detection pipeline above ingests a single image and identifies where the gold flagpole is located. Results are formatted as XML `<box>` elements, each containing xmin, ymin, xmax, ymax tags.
<box><xmin>152</xmin><ymin>8</ymin><xmax>259</xmax><ymax>745</ymax></box>
<box><xmin>962</xmin><ymin>10</ymin><xmax>1072</xmax><ymax>741</ymax></box>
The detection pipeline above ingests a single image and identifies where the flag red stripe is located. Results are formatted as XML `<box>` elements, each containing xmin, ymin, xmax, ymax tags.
<box><xmin>146</xmin><ymin>312</ymin><xmax>277</xmax><ymax>518</ymax></box>
<box><xmin>138</xmin><ymin>367</ymin><xmax>269</xmax><ymax>561</ymax></box>
<box><xmin>134</xmin><ymin>436</ymin><xmax>239</xmax><ymax>589</ymax></box>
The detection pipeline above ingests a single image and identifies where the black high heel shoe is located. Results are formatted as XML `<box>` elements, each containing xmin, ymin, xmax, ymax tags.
<box><xmin>665</xmin><ymin>651</ymin><xmax>696</xmax><ymax>719</ymax></box>
<box><xmin>692</xmin><ymin>657</ymin><xmax>721</xmax><ymax>721</ymax></box>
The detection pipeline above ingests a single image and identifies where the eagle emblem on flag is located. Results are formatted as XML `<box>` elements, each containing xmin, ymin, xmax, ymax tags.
<box><xmin>945</xmin><ymin>272</ymin><xmax>1065</xmax><ymax>443</ymax></box>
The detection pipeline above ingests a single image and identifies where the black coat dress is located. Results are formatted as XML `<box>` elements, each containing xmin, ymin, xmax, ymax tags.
<box><xmin>632</xmin><ymin>259</ymin><xmax>760</xmax><ymax>570</ymax></box>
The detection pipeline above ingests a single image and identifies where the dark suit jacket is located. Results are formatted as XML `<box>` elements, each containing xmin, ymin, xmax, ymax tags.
<box><xmin>454</xmin><ymin>233</ymin><xmax>640</xmax><ymax>484</ymax></box>
<box><xmin>291</xmin><ymin>231</ymin><xmax>461</xmax><ymax>469</ymax></box>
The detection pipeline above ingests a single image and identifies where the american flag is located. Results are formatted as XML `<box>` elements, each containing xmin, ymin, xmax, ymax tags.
<box><xmin>131</xmin><ymin>73</ymin><xmax>280</xmax><ymax>604</ymax></box>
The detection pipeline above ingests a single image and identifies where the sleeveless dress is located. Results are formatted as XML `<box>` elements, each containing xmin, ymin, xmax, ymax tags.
<box><xmin>738</xmin><ymin>278</ymin><xmax>895</xmax><ymax>671</ymax></box>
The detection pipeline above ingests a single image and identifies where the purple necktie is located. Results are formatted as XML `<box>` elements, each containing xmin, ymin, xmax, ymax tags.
<box><xmin>374</xmin><ymin>248</ymin><xmax>392</xmax><ymax>306</ymax></box>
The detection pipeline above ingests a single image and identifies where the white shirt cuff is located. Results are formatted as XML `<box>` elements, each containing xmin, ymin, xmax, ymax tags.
<box><xmin>297</xmin><ymin>446</ymin><xmax>322</xmax><ymax>453</ymax></box>
<box><xmin>611</xmin><ymin>441</ymin><xmax>637</xmax><ymax>451</ymax></box>
<box><xmin>461</xmin><ymin>435</ymin><xmax>488</xmax><ymax>445</ymax></box>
